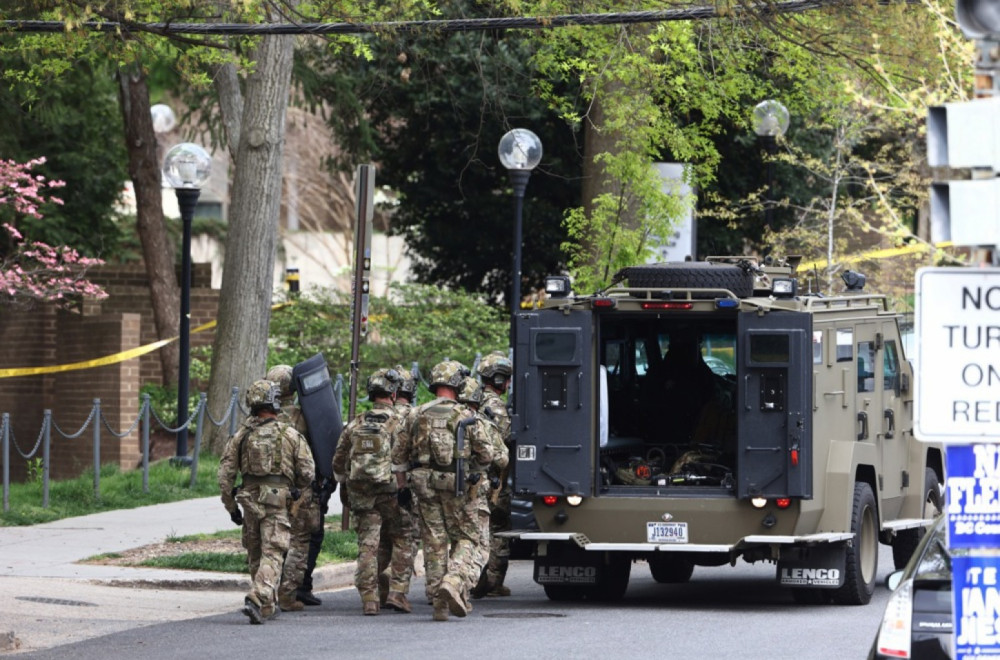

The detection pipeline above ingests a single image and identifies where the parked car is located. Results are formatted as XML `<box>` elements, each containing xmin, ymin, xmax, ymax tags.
<box><xmin>868</xmin><ymin>515</ymin><xmax>952</xmax><ymax>659</ymax></box>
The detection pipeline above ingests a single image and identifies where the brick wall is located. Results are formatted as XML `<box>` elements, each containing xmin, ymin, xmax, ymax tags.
<box><xmin>0</xmin><ymin>263</ymin><xmax>220</xmax><ymax>481</ymax></box>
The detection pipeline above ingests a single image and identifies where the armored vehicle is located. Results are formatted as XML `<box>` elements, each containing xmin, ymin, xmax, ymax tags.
<box><xmin>508</xmin><ymin>257</ymin><xmax>943</xmax><ymax>604</ymax></box>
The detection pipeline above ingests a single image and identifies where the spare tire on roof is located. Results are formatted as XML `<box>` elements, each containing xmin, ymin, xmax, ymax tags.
<box><xmin>614</xmin><ymin>261</ymin><xmax>754</xmax><ymax>298</ymax></box>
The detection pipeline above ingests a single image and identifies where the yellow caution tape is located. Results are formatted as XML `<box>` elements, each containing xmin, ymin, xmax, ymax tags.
<box><xmin>0</xmin><ymin>302</ymin><xmax>293</xmax><ymax>379</ymax></box>
<box><xmin>796</xmin><ymin>241</ymin><xmax>954</xmax><ymax>273</ymax></box>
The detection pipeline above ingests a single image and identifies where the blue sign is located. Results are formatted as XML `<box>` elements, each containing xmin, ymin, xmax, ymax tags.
<box><xmin>953</xmin><ymin>555</ymin><xmax>1000</xmax><ymax>659</ymax></box>
<box><xmin>947</xmin><ymin>444</ymin><xmax>1000</xmax><ymax>550</ymax></box>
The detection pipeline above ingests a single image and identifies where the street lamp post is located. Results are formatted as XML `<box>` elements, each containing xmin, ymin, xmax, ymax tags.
<box><xmin>751</xmin><ymin>100</ymin><xmax>790</xmax><ymax>228</ymax></box>
<box><xmin>162</xmin><ymin>143</ymin><xmax>212</xmax><ymax>464</ymax></box>
<box><xmin>498</xmin><ymin>128</ymin><xmax>543</xmax><ymax>348</ymax></box>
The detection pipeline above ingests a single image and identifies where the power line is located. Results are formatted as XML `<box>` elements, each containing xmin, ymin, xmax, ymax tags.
<box><xmin>2</xmin><ymin>1</ymin><xmax>842</xmax><ymax>36</ymax></box>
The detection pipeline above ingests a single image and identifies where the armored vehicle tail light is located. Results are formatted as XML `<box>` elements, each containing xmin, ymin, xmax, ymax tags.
<box><xmin>542</xmin><ymin>495</ymin><xmax>559</xmax><ymax>506</ymax></box>
<box><xmin>640</xmin><ymin>302</ymin><xmax>692</xmax><ymax>311</ymax></box>
<box><xmin>566</xmin><ymin>495</ymin><xmax>583</xmax><ymax>506</ymax></box>
<box><xmin>776</xmin><ymin>498</ymin><xmax>792</xmax><ymax>509</ymax></box>
<box><xmin>592</xmin><ymin>298</ymin><xmax>617</xmax><ymax>309</ymax></box>
<box><xmin>875</xmin><ymin>579</ymin><xmax>913</xmax><ymax>658</ymax></box>
<box><xmin>751</xmin><ymin>497</ymin><xmax>768</xmax><ymax>509</ymax></box>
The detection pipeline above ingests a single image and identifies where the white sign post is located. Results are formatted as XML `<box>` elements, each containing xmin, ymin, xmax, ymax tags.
<box><xmin>915</xmin><ymin>267</ymin><xmax>1000</xmax><ymax>443</ymax></box>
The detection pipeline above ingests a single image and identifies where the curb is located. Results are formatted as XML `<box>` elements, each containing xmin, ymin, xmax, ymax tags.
<box><xmin>90</xmin><ymin>561</ymin><xmax>357</xmax><ymax>592</ymax></box>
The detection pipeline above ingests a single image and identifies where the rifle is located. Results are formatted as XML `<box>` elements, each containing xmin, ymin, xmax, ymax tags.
<box><xmin>454</xmin><ymin>416</ymin><xmax>477</xmax><ymax>498</ymax></box>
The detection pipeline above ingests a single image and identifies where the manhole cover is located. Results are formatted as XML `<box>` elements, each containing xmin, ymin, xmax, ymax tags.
<box><xmin>482</xmin><ymin>612</ymin><xmax>566</xmax><ymax>619</ymax></box>
<box><xmin>16</xmin><ymin>597</ymin><xmax>97</xmax><ymax>607</ymax></box>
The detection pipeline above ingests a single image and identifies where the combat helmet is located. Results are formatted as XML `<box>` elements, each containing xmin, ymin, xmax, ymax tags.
<box><xmin>395</xmin><ymin>364</ymin><xmax>417</xmax><ymax>402</ymax></box>
<box><xmin>477</xmin><ymin>350</ymin><xmax>512</xmax><ymax>389</ymax></box>
<box><xmin>457</xmin><ymin>376</ymin><xmax>484</xmax><ymax>407</ymax></box>
<box><xmin>429</xmin><ymin>360</ymin><xmax>470</xmax><ymax>393</ymax></box>
<box><xmin>367</xmin><ymin>367</ymin><xmax>401</xmax><ymax>398</ymax></box>
<box><xmin>265</xmin><ymin>364</ymin><xmax>294</xmax><ymax>399</ymax></box>
<box><xmin>246</xmin><ymin>379</ymin><xmax>281</xmax><ymax>414</ymax></box>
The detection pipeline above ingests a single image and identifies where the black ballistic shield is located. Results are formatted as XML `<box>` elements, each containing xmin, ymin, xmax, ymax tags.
<box><xmin>292</xmin><ymin>353</ymin><xmax>343</xmax><ymax>481</ymax></box>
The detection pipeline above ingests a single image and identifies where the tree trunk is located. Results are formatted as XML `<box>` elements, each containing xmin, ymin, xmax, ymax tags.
<box><xmin>206</xmin><ymin>31</ymin><xmax>295</xmax><ymax>453</ymax></box>
<box><xmin>118</xmin><ymin>65</ymin><xmax>181</xmax><ymax>385</ymax></box>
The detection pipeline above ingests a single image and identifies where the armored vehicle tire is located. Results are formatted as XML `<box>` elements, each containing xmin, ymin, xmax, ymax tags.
<box><xmin>831</xmin><ymin>482</ymin><xmax>878</xmax><ymax>605</ymax></box>
<box><xmin>891</xmin><ymin>468</ymin><xmax>943</xmax><ymax>570</ymax></box>
<box><xmin>648</xmin><ymin>555</ymin><xmax>695</xmax><ymax>583</ymax></box>
<box><xmin>618</xmin><ymin>262</ymin><xmax>754</xmax><ymax>298</ymax></box>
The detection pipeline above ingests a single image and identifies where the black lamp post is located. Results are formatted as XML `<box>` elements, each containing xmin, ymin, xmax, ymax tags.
<box><xmin>751</xmin><ymin>100</ymin><xmax>790</xmax><ymax>228</ymax></box>
<box><xmin>498</xmin><ymin>128</ymin><xmax>543</xmax><ymax>346</ymax></box>
<box><xmin>162</xmin><ymin>142</ymin><xmax>212</xmax><ymax>464</ymax></box>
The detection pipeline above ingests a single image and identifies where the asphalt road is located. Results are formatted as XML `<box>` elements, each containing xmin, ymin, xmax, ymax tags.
<box><xmin>13</xmin><ymin>546</ymin><xmax>896</xmax><ymax>660</ymax></box>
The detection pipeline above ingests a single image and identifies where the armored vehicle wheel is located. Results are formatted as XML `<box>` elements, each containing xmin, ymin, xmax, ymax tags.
<box><xmin>648</xmin><ymin>555</ymin><xmax>695</xmax><ymax>584</ymax></box>
<box><xmin>831</xmin><ymin>482</ymin><xmax>878</xmax><ymax>605</ymax></box>
<box><xmin>891</xmin><ymin>468</ymin><xmax>943</xmax><ymax>569</ymax></box>
<box><xmin>616</xmin><ymin>262</ymin><xmax>754</xmax><ymax>298</ymax></box>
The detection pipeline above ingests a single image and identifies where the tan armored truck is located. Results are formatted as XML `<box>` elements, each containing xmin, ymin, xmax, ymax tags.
<box><xmin>508</xmin><ymin>257</ymin><xmax>943</xmax><ymax>605</ymax></box>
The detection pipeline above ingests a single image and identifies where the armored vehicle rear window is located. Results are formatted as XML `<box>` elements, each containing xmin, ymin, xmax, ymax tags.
<box><xmin>749</xmin><ymin>334</ymin><xmax>790</xmax><ymax>363</ymax></box>
<box><xmin>533</xmin><ymin>330</ymin><xmax>579</xmax><ymax>364</ymax></box>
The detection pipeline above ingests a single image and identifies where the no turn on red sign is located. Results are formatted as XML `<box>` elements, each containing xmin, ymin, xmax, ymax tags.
<box><xmin>915</xmin><ymin>267</ymin><xmax>1000</xmax><ymax>443</ymax></box>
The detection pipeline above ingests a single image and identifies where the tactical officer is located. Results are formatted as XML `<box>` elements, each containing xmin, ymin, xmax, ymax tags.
<box><xmin>332</xmin><ymin>368</ymin><xmax>415</xmax><ymax>615</ymax></box>
<box><xmin>391</xmin><ymin>360</ymin><xmax>494</xmax><ymax>621</ymax></box>
<box><xmin>266</xmin><ymin>364</ymin><xmax>327</xmax><ymax>611</ymax></box>
<box><xmin>218</xmin><ymin>380</ymin><xmax>315</xmax><ymax>624</ymax></box>
<box><xmin>472</xmin><ymin>350</ymin><xmax>515</xmax><ymax>598</ymax></box>
<box><xmin>456</xmin><ymin>376</ymin><xmax>508</xmax><ymax>609</ymax></box>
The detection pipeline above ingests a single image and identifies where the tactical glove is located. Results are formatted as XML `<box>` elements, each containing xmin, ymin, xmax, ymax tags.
<box><xmin>396</xmin><ymin>487</ymin><xmax>413</xmax><ymax>510</ymax></box>
<box><xmin>230</xmin><ymin>507</ymin><xmax>244</xmax><ymax>526</ymax></box>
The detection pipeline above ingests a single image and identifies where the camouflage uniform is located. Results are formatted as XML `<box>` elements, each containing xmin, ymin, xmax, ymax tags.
<box><xmin>391</xmin><ymin>360</ymin><xmax>494</xmax><ymax>621</ymax></box>
<box><xmin>333</xmin><ymin>370</ymin><xmax>415</xmax><ymax>615</ymax></box>
<box><xmin>218</xmin><ymin>380</ymin><xmax>315</xmax><ymax>624</ymax></box>
<box><xmin>456</xmin><ymin>377</ymin><xmax>509</xmax><ymax>601</ymax></box>
<box><xmin>267</xmin><ymin>365</ymin><xmax>325</xmax><ymax>611</ymax></box>
<box><xmin>474</xmin><ymin>352</ymin><xmax>514</xmax><ymax>598</ymax></box>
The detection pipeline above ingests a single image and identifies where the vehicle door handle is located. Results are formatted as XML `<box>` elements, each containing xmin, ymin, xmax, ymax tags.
<box><xmin>857</xmin><ymin>411</ymin><xmax>868</xmax><ymax>441</ymax></box>
<box><xmin>883</xmin><ymin>409</ymin><xmax>894</xmax><ymax>439</ymax></box>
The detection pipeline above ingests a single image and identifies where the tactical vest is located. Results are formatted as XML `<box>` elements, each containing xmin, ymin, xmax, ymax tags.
<box><xmin>240</xmin><ymin>419</ymin><xmax>285</xmax><ymax>478</ymax></box>
<box><xmin>348</xmin><ymin>409</ymin><xmax>394</xmax><ymax>485</ymax></box>
<box><xmin>412</xmin><ymin>399</ymin><xmax>469</xmax><ymax>471</ymax></box>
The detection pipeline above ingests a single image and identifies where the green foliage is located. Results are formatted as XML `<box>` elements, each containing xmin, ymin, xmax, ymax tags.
<box><xmin>25</xmin><ymin>458</ymin><xmax>43</xmax><ymax>484</ymax></box>
<box><xmin>139</xmin><ymin>552</ymin><xmax>250</xmax><ymax>573</ymax></box>
<box><xmin>0</xmin><ymin>454</ymin><xmax>222</xmax><ymax>526</ymax></box>
<box><xmin>266</xmin><ymin>283</ymin><xmax>509</xmax><ymax>377</ymax></box>
<box><xmin>140</xmin><ymin>382</ymin><xmax>201</xmax><ymax>429</ymax></box>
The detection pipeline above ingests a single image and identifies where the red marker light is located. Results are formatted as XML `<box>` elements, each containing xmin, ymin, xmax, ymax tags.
<box><xmin>776</xmin><ymin>498</ymin><xmax>792</xmax><ymax>509</ymax></box>
<box><xmin>592</xmin><ymin>298</ymin><xmax>616</xmax><ymax>309</ymax></box>
<box><xmin>790</xmin><ymin>449</ymin><xmax>799</xmax><ymax>466</ymax></box>
<box><xmin>640</xmin><ymin>302</ymin><xmax>693</xmax><ymax>310</ymax></box>
<box><xmin>542</xmin><ymin>495</ymin><xmax>558</xmax><ymax>506</ymax></box>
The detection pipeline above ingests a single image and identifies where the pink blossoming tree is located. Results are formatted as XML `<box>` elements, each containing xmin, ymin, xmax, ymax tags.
<box><xmin>0</xmin><ymin>157</ymin><xmax>107</xmax><ymax>307</ymax></box>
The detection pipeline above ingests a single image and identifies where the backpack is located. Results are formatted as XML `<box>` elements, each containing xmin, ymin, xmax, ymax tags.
<box><xmin>348</xmin><ymin>410</ymin><xmax>394</xmax><ymax>484</ymax></box>
<box><xmin>412</xmin><ymin>399</ymin><xmax>468</xmax><ymax>468</ymax></box>
<box><xmin>241</xmin><ymin>419</ymin><xmax>284</xmax><ymax>477</ymax></box>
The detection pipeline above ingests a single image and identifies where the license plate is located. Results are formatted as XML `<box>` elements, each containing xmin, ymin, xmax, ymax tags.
<box><xmin>647</xmin><ymin>522</ymin><xmax>688</xmax><ymax>543</ymax></box>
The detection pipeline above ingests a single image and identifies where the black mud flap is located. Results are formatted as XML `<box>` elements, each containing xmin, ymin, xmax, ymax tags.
<box><xmin>535</xmin><ymin>544</ymin><xmax>602</xmax><ymax>586</ymax></box>
<box><xmin>777</xmin><ymin>544</ymin><xmax>846</xmax><ymax>589</ymax></box>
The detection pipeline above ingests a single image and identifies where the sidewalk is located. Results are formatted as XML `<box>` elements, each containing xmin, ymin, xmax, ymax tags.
<box><xmin>0</xmin><ymin>496</ymin><xmax>354</xmax><ymax>653</ymax></box>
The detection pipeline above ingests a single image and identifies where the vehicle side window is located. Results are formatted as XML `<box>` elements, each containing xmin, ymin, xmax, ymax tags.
<box><xmin>883</xmin><ymin>340</ymin><xmax>899</xmax><ymax>392</ymax></box>
<box><xmin>812</xmin><ymin>330</ymin><xmax>823</xmax><ymax>365</ymax></box>
<box><xmin>857</xmin><ymin>341</ymin><xmax>875</xmax><ymax>393</ymax></box>
<box><xmin>836</xmin><ymin>328</ymin><xmax>853</xmax><ymax>363</ymax></box>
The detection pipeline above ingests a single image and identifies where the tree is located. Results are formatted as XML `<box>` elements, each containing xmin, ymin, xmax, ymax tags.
<box><xmin>0</xmin><ymin>158</ymin><xmax>107</xmax><ymax>307</ymax></box>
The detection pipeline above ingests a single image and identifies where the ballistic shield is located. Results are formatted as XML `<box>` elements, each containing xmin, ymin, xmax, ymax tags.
<box><xmin>291</xmin><ymin>354</ymin><xmax>343</xmax><ymax>482</ymax></box>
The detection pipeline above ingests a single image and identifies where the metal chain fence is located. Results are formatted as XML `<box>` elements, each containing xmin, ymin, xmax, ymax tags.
<box><xmin>0</xmin><ymin>355</ymin><xmax>500</xmax><ymax>512</ymax></box>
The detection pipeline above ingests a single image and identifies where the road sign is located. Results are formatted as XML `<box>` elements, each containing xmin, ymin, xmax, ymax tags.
<box><xmin>915</xmin><ymin>267</ymin><xmax>1000</xmax><ymax>443</ymax></box>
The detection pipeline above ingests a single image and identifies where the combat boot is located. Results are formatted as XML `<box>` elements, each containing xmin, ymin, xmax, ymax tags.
<box><xmin>432</xmin><ymin>596</ymin><xmax>449</xmax><ymax>622</ymax></box>
<box><xmin>487</xmin><ymin>585</ymin><xmax>511</xmax><ymax>597</ymax></box>
<box><xmin>384</xmin><ymin>591</ymin><xmax>412</xmax><ymax>613</ymax></box>
<box><xmin>296</xmin><ymin>590</ymin><xmax>322</xmax><ymax>606</ymax></box>
<box><xmin>438</xmin><ymin>578</ymin><xmax>467</xmax><ymax>618</ymax></box>
<box><xmin>241</xmin><ymin>596</ymin><xmax>263</xmax><ymax>625</ymax></box>
<box><xmin>378</xmin><ymin>570</ymin><xmax>390</xmax><ymax>606</ymax></box>
<box><xmin>279</xmin><ymin>598</ymin><xmax>304</xmax><ymax>612</ymax></box>
<box><xmin>362</xmin><ymin>596</ymin><xmax>380</xmax><ymax>616</ymax></box>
